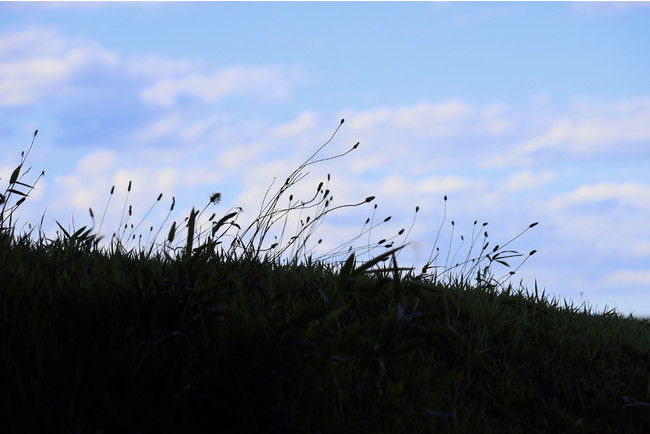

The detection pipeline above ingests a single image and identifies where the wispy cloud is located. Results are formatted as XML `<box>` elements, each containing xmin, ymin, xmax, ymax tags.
<box><xmin>141</xmin><ymin>65</ymin><xmax>303</xmax><ymax>107</ymax></box>
<box><xmin>0</xmin><ymin>25</ymin><xmax>305</xmax><ymax>118</ymax></box>
<box><xmin>484</xmin><ymin>98</ymin><xmax>650</xmax><ymax>167</ymax></box>
<box><xmin>505</xmin><ymin>170</ymin><xmax>556</xmax><ymax>191</ymax></box>
<box><xmin>525</xmin><ymin>103</ymin><xmax>650</xmax><ymax>155</ymax></box>
<box><xmin>604</xmin><ymin>270</ymin><xmax>650</xmax><ymax>287</ymax></box>
<box><xmin>0</xmin><ymin>27</ymin><xmax>117</xmax><ymax>106</ymax></box>
<box><xmin>549</xmin><ymin>181</ymin><xmax>650</xmax><ymax>213</ymax></box>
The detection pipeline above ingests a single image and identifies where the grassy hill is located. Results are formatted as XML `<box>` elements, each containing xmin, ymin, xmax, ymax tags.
<box><xmin>2</xmin><ymin>127</ymin><xmax>649</xmax><ymax>433</ymax></box>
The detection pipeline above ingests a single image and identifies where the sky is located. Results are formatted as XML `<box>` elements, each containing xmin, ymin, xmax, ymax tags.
<box><xmin>1</xmin><ymin>1</ymin><xmax>649</xmax><ymax>317</ymax></box>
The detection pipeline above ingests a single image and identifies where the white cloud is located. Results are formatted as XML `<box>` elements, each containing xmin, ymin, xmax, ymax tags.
<box><xmin>334</xmin><ymin>100</ymin><xmax>521</xmax><ymax>176</ymax></box>
<box><xmin>154</xmin><ymin>168</ymin><xmax>180</xmax><ymax>194</ymax></box>
<box><xmin>126</xmin><ymin>55</ymin><xmax>194</xmax><ymax>78</ymax></box>
<box><xmin>0</xmin><ymin>55</ymin><xmax>68</xmax><ymax>106</ymax></box>
<box><xmin>499</xmin><ymin>98</ymin><xmax>650</xmax><ymax>165</ymax></box>
<box><xmin>77</xmin><ymin>149</ymin><xmax>117</xmax><ymax>174</ymax></box>
<box><xmin>346</xmin><ymin>149</ymin><xmax>391</xmax><ymax>175</ymax></box>
<box><xmin>179</xmin><ymin>118</ymin><xmax>216</xmax><ymax>143</ymax></box>
<box><xmin>0</xmin><ymin>27</ymin><xmax>118</xmax><ymax>106</ymax></box>
<box><xmin>141</xmin><ymin>65</ymin><xmax>302</xmax><ymax>107</ymax></box>
<box><xmin>54</xmin><ymin>150</ymin><xmax>120</xmax><ymax>212</ymax></box>
<box><xmin>0</xmin><ymin>26</ymin><xmax>65</xmax><ymax>57</ymax></box>
<box><xmin>540</xmin><ymin>181</ymin><xmax>650</xmax><ymax>264</ymax></box>
<box><xmin>270</xmin><ymin>111</ymin><xmax>319</xmax><ymax>140</ymax></box>
<box><xmin>505</xmin><ymin>170</ymin><xmax>556</xmax><ymax>191</ymax></box>
<box><xmin>391</xmin><ymin>100</ymin><xmax>475</xmax><ymax>133</ymax></box>
<box><xmin>416</xmin><ymin>175</ymin><xmax>485</xmax><ymax>196</ymax></box>
<box><xmin>345</xmin><ymin>100</ymin><xmax>476</xmax><ymax>140</ymax></box>
<box><xmin>549</xmin><ymin>182</ymin><xmax>650</xmax><ymax>213</ymax></box>
<box><xmin>0</xmin><ymin>26</ymin><xmax>304</xmax><ymax>111</ymax></box>
<box><xmin>480</xmin><ymin>101</ymin><xmax>650</xmax><ymax>168</ymax></box>
<box><xmin>216</xmin><ymin>142</ymin><xmax>272</xmax><ymax>172</ymax></box>
<box><xmin>603</xmin><ymin>270</ymin><xmax>650</xmax><ymax>287</ymax></box>
<box><xmin>479</xmin><ymin>103</ymin><xmax>514</xmax><ymax>135</ymax></box>
<box><xmin>129</xmin><ymin>114</ymin><xmax>183</xmax><ymax>144</ymax></box>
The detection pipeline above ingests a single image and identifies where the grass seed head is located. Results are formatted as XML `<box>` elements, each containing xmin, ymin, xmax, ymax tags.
<box><xmin>209</xmin><ymin>192</ymin><xmax>221</xmax><ymax>204</ymax></box>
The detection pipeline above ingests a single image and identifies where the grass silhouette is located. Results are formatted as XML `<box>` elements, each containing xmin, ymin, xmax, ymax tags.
<box><xmin>1</xmin><ymin>124</ymin><xmax>649</xmax><ymax>433</ymax></box>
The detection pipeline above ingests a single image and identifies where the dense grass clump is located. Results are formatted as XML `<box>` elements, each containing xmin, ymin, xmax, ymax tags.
<box><xmin>1</xmin><ymin>125</ymin><xmax>649</xmax><ymax>433</ymax></box>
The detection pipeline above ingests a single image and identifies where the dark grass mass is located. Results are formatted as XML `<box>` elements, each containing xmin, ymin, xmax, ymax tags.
<box><xmin>1</xmin><ymin>125</ymin><xmax>649</xmax><ymax>433</ymax></box>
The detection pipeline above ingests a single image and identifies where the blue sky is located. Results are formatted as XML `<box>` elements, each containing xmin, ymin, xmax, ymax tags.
<box><xmin>1</xmin><ymin>2</ymin><xmax>649</xmax><ymax>317</ymax></box>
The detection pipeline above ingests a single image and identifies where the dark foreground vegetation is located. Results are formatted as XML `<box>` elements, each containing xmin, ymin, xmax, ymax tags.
<box><xmin>2</xmin><ymin>127</ymin><xmax>649</xmax><ymax>433</ymax></box>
